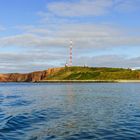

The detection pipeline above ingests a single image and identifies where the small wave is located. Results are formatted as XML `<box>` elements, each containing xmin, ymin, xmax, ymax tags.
<box><xmin>0</xmin><ymin>94</ymin><xmax>4</xmax><ymax>104</ymax></box>
<box><xmin>68</xmin><ymin>132</ymin><xmax>97</xmax><ymax>140</ymax></box>
<box><xmin>3</xmin><ymin>99</ymin><xmax>33</xmax><ymax>107</ymax></box>
<box><xmin>5</xmin><ymin>95</ymin><xmax>21</xmax><ymax>99</ymax></box>
<box><xmin>0</xmin><ymin>108</ymin><xmax>66</xmax><ymax>139</ymax></box>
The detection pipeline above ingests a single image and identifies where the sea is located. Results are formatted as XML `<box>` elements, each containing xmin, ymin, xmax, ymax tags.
<box><xmin>0</xmin><ymin>83</ymin><xmax>140</xmax><ymax>140</ymax></box>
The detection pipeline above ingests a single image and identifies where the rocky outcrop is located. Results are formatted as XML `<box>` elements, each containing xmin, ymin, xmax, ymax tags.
<box><xmin>0</xmin><ymin>67</ymin><xmax>64</xmax><ymax>82</ymax></box>
<box><xmin>0</xmin><ymin>74</ymin><xmax>9</xmax><ymax>82</ymax></box>
<box><xmin>47</xmin><ymin>67</ymin><xmax>63</xmax><ymax>75</ymax></box>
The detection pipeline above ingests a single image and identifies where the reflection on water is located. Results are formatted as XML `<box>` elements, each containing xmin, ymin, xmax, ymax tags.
<box><xmin>0</xmin><ymin>83</ymin><xmax>140</xmax><ymax>139</ymax></box>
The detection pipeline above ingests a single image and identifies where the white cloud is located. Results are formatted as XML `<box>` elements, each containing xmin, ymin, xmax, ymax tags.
<box><xmin>0</xmin><ymin>33</ymin><xmax>68</xmax><ymax>48</ymax></box>
<box><xmin>0</xmin><ymin>0</ymin><xmax>140</xmax><ymax>72</ymax></box>
<box><xmin>15</xmin><ymin>25</ymin><xmax>49</xmax><ymax>35</ymax></box>
<box><xmin>0</xmin><ymin>22</ymin><xmax>140</xmax><ymax>73</ymax></box>
<box><xmin>47</xmin><ymin>0</ymin><xmax>113</xmax><ymax>17</ymax></box>
<box><xmin>46</xmin><ymin>0</ymin><xmax>140</xmax><ymax>17</ymax></box>
<box><xmin>0</xmin><ymin>52</ymin><xmax>139</xmax><ymax>73</ymax></box>
<box><xmin>75</xmin><ymin>55</ymin><xmax>140</xmax><ymax>68</ymax></box>
<box><xmin>0</xmin><ymin>52</ymin><xmax>65</xmax><ymax>73</ymax></box>
<box><xmin>0</xmin><ymin>24</ymin><xmax>140</xmax><ymax>49</ymax></box>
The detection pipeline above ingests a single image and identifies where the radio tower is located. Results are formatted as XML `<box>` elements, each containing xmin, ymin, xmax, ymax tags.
<box><xmin>69</xmin><ymin>40</ymin><xmax>73</xmax><ymax>66</ymax></box>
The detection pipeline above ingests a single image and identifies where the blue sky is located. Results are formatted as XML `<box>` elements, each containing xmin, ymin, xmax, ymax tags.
<box><xmin>0</xmin><ymin>0</ymin><xmax>140</xmax><ymax>73</ymax></box>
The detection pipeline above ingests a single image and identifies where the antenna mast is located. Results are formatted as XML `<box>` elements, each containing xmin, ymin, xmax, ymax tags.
<box><xmin>69</xmin><ymin>40</ymin><xmax>73</xmax><ymax>66</ymax></box>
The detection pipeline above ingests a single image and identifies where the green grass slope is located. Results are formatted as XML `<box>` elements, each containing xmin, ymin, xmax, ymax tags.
<box><xmin>44</xmin><ymin>66</ymin><xmax>140</xmax><ymax>80</ymax></box>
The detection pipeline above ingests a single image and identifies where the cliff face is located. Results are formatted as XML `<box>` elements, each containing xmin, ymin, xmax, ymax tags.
<box><xmin>0</xmin><ymin>71</ymin><xmax>46</xmax><ymax>82</ymax></box>
<box><xmin>0</xmin><ymin>67</ymin><xmax>64</xmax><ymax>82</ymax></box>
<box><xmin>0</xmin><ymin>74</ymin><xmax>9</xmax><ymax>82</ymax></box>
<box><xmin>0</xmin><ymin>67</ymin><xmax>140</xmax><ymax>82</ymax></box>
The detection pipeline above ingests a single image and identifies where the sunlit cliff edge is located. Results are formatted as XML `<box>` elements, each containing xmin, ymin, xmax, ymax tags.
<box><xmin>0</xmin><ymin>66</ymin><xmax>140</xmax><ymax>82</ymax></box>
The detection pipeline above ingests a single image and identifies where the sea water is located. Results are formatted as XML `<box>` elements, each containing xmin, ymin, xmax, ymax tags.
<box><xmin>0</xmin><ymin>83</ymin><xmax>140</xmax><ymax>140</ymax></box>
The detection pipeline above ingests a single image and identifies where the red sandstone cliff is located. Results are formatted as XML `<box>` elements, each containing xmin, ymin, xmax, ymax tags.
<box><xmin>0</xmin><ymin>67</ymin><xmax>63</xmax><ymax>82</ymax></box>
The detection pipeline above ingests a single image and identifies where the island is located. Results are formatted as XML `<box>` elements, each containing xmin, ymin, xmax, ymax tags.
<box><xmin>0</xmin><ymin>66</ymin><xmax>140</xmax><ymax>83</ymax></box>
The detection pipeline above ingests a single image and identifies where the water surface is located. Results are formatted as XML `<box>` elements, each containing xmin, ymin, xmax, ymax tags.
<box><xmin>0</xmin><ymin>83</ymin><xmax>140</xmax><ymax>140</ymax></box>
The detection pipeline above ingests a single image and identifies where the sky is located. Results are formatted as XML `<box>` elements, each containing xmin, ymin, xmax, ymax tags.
<box><xmin>0</xmin><ymin>0</ymin><xmax>140</xmax><ymax>73</ymax></box>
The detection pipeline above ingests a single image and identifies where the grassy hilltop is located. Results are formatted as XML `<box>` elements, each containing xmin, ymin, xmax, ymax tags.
<box><xmin>44</xmin><ymin>66</ymin><xmax>140</xmax><ymax>80</ymax></box>
<box><xmin>0</xmin><ymin>66</ymin><xmax>140</xmax><ymax>82</ymax></box>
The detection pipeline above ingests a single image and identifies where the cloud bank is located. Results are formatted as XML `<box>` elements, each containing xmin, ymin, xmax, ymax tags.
<box><xmin>46</xmin><ymin>0</ymin><xmax>140</xmax><ymax>17</ymax></box>
<box><xmin>0</xmin><ymin>0</ymin><xmax>140</xmax><ymax>72</ymax></box>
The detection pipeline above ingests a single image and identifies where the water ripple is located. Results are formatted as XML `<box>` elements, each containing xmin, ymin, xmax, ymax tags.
<box><xmin>0</xmin><ymin>108</ymin><xmax>68</xmax><ymax>140</ymax></box>
<box><xmin>0</xmin><ymin>83</ymin><xmax>140</xmax><ymax>140</ymax></box>
<box><xmin>3</xmin><ymin>99</ymin><xmax>33</xmax><ymax>107</ymax></box>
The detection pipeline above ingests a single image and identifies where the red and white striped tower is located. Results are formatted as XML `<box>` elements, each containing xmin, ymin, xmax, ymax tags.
<box><xmin>69</xmin><ymin>40</ymin><xmax>73</xmax><ymax>66</ymax></box>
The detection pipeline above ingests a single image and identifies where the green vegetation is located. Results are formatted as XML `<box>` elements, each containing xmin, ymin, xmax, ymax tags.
<box><xmin>45</xmin><ymin>66</ymin><xmax>140</xmax><ymax>80</ymax></box>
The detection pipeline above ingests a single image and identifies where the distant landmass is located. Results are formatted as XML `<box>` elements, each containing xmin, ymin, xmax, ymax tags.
<box><xmin>0</xmin><ymin>66</ymin><xmax>140</xmax><ymax>83</ymax></box>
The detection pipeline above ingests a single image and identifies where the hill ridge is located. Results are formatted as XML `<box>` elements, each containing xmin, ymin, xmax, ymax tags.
<box><xmin>0</xmin><ymin>66</ymin><xmax>140</xmax><ymax>82</ymax></box>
